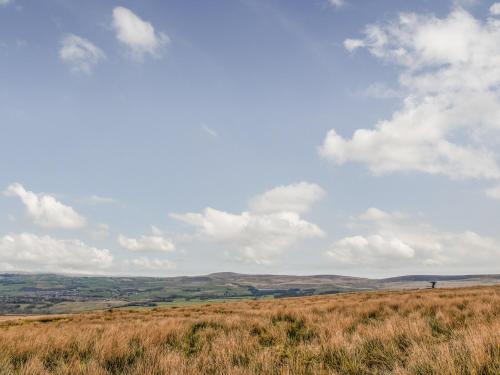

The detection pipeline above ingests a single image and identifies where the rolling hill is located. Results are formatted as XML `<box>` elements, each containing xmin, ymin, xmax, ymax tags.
<box><xmin>1</xmin><ymin>272</ymin><xmax>499</xmax><ymax>314</ymax></box>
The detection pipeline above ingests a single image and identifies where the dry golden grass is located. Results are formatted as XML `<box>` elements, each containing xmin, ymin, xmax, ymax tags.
<box><xmin>0</xmin><ymin>286</ymin><xmax>498</xmax><ymax>374</ymax></box>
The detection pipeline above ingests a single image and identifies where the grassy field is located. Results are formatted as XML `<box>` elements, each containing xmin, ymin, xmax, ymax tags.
<box><xmin>2</xmin><ymin>273</ymin><xmax>499</xmax><ymax>314</ymax></box>
<box><xmin>0</xmin><ymin>286</ymin><xmax>498</xmax><ymax>374</ymax></box>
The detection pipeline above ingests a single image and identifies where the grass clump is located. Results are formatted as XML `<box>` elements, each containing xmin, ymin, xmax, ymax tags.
<box><xmin>271</xmin><ymin>312</ymin><xmax>317</xmax><ymax>344</ymax></box>
<box><xmin>183</xmin><ymin>321</ymin><xmax>224</xmax><ymax>356</ymax></box>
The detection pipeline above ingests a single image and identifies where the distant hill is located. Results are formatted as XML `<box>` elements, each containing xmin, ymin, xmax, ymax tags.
<box><xmin>381</xmin><ymin>274</ymin><xmax>500</xmax><ymax>282</ymax></box>
<box><xmin>1</xmin><ymin>272</ymin><xmax>498</xmax><ymax>314</ymax></box>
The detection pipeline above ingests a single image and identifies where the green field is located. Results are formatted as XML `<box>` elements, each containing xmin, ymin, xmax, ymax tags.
<box><xmin>1</xmin><ymin>272</ymin><xmax>499</xmax><ymax>314</ymax></box>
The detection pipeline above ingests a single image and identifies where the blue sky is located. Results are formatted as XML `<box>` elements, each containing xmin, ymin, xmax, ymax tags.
<box><xmin>1</xmin><ymin>0</ymin><xmax>499</xmax><ymax>277</ymax></box>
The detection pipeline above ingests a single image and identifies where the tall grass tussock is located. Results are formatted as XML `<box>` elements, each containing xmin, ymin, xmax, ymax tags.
<box><xmin>0</xmin><ymin>286</ymin><xmax>498</xmax><ymax>374</ymax></box>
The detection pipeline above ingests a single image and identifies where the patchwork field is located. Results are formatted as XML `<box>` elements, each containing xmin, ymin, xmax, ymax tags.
<box><xmin>1</xmin><ymin>272</ymin><xmax>499</xmax><ymax>315</ymax></box>
<box><xmin>0</xmin><ymin>285</ymin><xmax>498</xmax><ymax>374</ymax></box>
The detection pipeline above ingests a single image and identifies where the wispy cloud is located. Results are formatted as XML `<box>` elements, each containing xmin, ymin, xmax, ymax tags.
<box><xmin>201</xmin><ymin>124</ymin><xmax>218</xmax><ymax>138</ymax></box>
<box><xmin>362</xmin><ymin>82</ymin><xmax>402</xmax><ymax>99</ymax></box>
<box><xmin>485</xmin><ymin>184</ymin><xmax>500</xmax><ymax>200</ymax></box>
<box><xmin>328</xmin><ymin>0</ymin><xmax>345</xmax><ymax>8</ymax></box>
<box><xmin>490</xmin><ymin>2</ymin><xmax>500</xmax><ymax>15</ymax></box>
<box><xmin>59</xmin><ymin>34</ymin><xmax>105</xmax><ymax>74</ymax></box>
<box><xmin>86</xmin><ymin>195</ymin><xmax>117</xmax><ymax>205</ymax></box>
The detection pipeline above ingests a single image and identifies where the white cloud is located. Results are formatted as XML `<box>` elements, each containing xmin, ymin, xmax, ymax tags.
<box><xmin>4</xmin><ymin>183</ymin><xmax>86</xmax><ymax>229</ymax></box>
<box><xmin>344</xmin><ymin>38</ymin><xmax>364</xmax><ymax>52</ymax></box>
<box><xmin>249</xmin><ymin>182</ymin><xmax>325</xmax><ymax>214</ymax></box>
<box><xmin>490</xmin><ymin>3</ymin><xmax>500</xmax><ymax>15</ymax></box>
<box><xmin>112</xmin><ymin>6</ymin><xmax>169</xmax><ymax>61</ymax></box>
<box><xmin>90</xmin><ymin>223</ymin><xmax>110</xmax><ymax>240</ymax></box>
<box><xmin>0</xmin><ymin>233</ymin><xmax>113</xmax><ymax>274</ymax></box>
<box><xmin>363</xmin><ymin>82</ymin><xmax>401</xmax><ymax>99</ymax></box>
<box><xmin>0</xmin><ymin>0</ymin><xmax>12</xmax><ymax>7</ymax></box>
<box><xmin>86</xmin><ymin>195</ymin><xmax>117</xmax><ymax>205</ymax></box>
<box><xmin>327</xmin><ymin>208</ymin><xmax>500</xmax><ymax>271</ymax></box>
<box><xmin>328</xmin><ymin>0</ymin><xmax>345</xmax><ymax>8</ymax></box>
<box><xmin>328</xmin><ymin>234</ymin><xmax>415</xmax><ymax>264</ymax></box>
<box><xmin>59</xmin><ymin>34</ymin><xmax>105</xmax><ymax>74</ymax></box>
<box><xmin>485</xmin><ymin>184</ymin><xmax>500</xmax><ymax>199</ymax></box>
<box><xmin>171</xmin><ymin>182</ymin><xmax>325</xmax><ymax>264</ymax></box>
<box><xmin>454</xmin><ymin>0</ymin><xmax>479</xmax><ymax>6</ymax></box>
<box><xmin>321</xmin><ymin>7</ymin><xmax>500</xmax><ymax>180</ymax></box>
<box><xmin>201</xmin><ymin>124</ymin><xmax>218</xmax><ymax>138</ymax></box>
<box><xmin>118</xmin><ymin>226</ymin><xmax>175</xmax><ymax>252</ymax></box>
<box><xmin>126</xmin><ymin>257</ymin><xmax>175</xmax><ymax>271</ymax></box>
<box><xmin>172</xmin><ymin>208</ymin><xmax>324</xmax><ymax>265</ymax></box>
<box><xmin>359</xmin><ymin>207</ymin><xmax>393</xmax><ymax>221</ymax></box>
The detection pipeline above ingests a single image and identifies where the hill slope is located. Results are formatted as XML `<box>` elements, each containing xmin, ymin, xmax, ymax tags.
<box><xmin>1</xmin><ymin>272</ymin><xmax>499</xmax><ymax>314</ymax></box>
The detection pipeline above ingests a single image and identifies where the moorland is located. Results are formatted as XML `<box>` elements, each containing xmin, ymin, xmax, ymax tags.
<box><xmin>0</xmin><ymin>285</ymin><xmax>498</xmax><ymax>374</ymax></box>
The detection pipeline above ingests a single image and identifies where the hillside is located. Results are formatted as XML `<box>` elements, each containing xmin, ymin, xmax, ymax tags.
<box><xmin>1</xmin><ymin>272</ymin><xmax>499</xmax><ymax>314</ymax></box>
<box><xmin>0</xmin><ymin>286</ymin><xmax>498</xmax><ymax>374</ymax></box>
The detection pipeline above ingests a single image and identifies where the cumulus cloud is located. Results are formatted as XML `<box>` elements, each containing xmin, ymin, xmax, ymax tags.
<box><xmin>172</xmin><ymin>208</ymin><xmax>324</xmax><ymax>265</ymax></box>
<box><xmin>170</xmin><ymin>182</ymin><xmax>325</xmax><ymax>264</ymax></box>
<box><xmin>118</xmin><ymin>226</ymin><xmax>175</xmax><ymax>252</ymax></box>
<box><xmin>112</xmin><ymin>6</ymin><xmax>169</xmax><ymax>61</ymax></box>
<box><xmin>329</xmin><ymin>235</ymin><xmax>415</xmax><ymax>264</ymax></box>
<box><xmin>59</xmin><ymin>34</ymin><xmax>105</xmax><ymax>74</ymax></box>
<box><xmin>321</xmin><ymin>7</ymin><xmax>500</xmax><ymax>180</ymax></box>
<box><xmin>249</xmin><ymin>182</ymin><xmax>325</xmax><ymax>214</ymax></box>
<box><xmin>4</xmin><ymin>183</ymin><xmax>86</xmax><ymax>229</ymax></box>
<box><xmin>327</xmin><ymin>208</ymin><xmax>500</xmax><ymax>271</ymax></box>
<box><xmin>0</xmin><ymin>233</ymin><xmax>113</xmax><ymax>274</ymax></box>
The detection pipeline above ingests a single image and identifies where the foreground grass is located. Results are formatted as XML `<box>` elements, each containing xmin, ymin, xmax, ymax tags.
<box><xmin>0</xmin><ymin>286</ymin><xmax>498</xmax><ymax>374</ymax></box>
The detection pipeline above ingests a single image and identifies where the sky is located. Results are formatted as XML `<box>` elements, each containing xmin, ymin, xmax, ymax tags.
<box><xmin>1</xmin><ymin>0</ymin><xmax>499</xmax><ymax>278</ymax></box>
